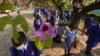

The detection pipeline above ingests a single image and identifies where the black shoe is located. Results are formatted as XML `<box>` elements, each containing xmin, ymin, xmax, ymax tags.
<box><xmin>85</xmin><ymin>51</ymin><xmax>93</xmax><ymax>56</ymax></box>
<box><xmin>53</xmin><ymin>38</ymin><xmax>62</xmax><ymax>43</ymax></box>
<box><xmin>54</xmin><ymin>39</ymin><xmax>61</xmax><ymax>43</ymax></box>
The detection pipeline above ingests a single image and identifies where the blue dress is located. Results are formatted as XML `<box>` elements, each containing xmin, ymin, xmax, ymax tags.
<box><xmin>64</xmin><ymin>29</ymin><xmax>78</xmax><ymax>50</ymax></box>
<box><xmin>50</xmin><ymin>15</ymin><xmax>56</xmax><ymax>26</ymax></box>
<box><xmin>57</xmin><ymin>19</ymin><xmax>66</xmax><ymax>35</ymax></box>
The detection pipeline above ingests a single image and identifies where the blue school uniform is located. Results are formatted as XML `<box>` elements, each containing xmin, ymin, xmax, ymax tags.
<box><xmin>85</xmin><ymin>17</ymin><xmax>93</xmax><ymax>27</ymax></box>
<box><xmin>44</xmin><ymin>11</ymin><xmax>49</xmax><ymax>21</ymax></box>
<box><xmin>64</xmin><ymin>29</ymin><xmax>78</xmax><ymax>50</ymax></box>
<box><xmin>50</xmin><ymin>15</ymin><xmax>56</xmax><ymax>26</ymax></box>
<box><xmin>34</xmin><ymin>18</ymin><xmax>43</xmax><ymax>30</ymax></box>
<box><xmin>10</xmin><ymin>41</ymin><xmax>41</xmax><ymax>56</ymax></box>
<box><xmin>57</xmin><ymin>19</ymin><xmax>66</xmax><ymax>35</ymax></box>
<box><xmin>86</xmin><ymin>24</ymin><xmax>100</xmax><ymax>48</ymax></box>
<box><xmin>40</xmin><ymin>8</ymin><xmax>45</xmax><ymax>14</ymax></box>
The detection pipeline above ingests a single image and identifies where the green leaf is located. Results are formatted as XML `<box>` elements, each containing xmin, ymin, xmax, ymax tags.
<box><xmin>35</xmin><ymin>37</ymin><xmax>44</xmax><ymax>50</ymax></box>
<box><xmin>43</xmin><ymin>37</ymin><xmax>53</xmax><ymax>47</ymax></box>
<box><xmin>0</xmin><ymin>16</ymin><xmax>12</xmax><ymax>31</ymax></box>
<box><xmin>12</xmin><ymin>25</ymin><xmax>19</xmax><ymax>43</ymax></box>
<box><xmin>0</xmin><ymin>2</ymin><xmax>13</xmax><ymax>10</ymax></box>
<box><xmin>14</xmin><ymin>15</ymin><xmax>29</xmax><ymax>33</ymax></box>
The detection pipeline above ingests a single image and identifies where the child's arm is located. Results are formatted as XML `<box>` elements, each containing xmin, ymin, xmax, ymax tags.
<box><xmin>10</xmin><ymin>47</ymin><xmax>18</xmax><ymax>56</ymax></box>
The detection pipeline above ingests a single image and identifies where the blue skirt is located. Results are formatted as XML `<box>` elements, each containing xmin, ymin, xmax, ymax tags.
<box><xmin>57</xmin><ymin>26</ymin><xmax>64</xmax><ymax>35</ymax></box>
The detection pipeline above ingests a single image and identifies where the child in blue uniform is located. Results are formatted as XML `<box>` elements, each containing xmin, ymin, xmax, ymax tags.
<box><xmin>82</xmin><ymin>15</ymin><xmax>94</xmax><ymax>35</ymax></box>
<box><xmin>85</xmin><ymin>23</ymin><xmax>100</xmax><ymax>56</ymax></box>
<box><xmin>10</xmin><ymin>31</ymin><xmax>41</xmax><ymax>56</ymax></box>
<box><xmin>64</xmin><ymin>24</ymin><xmax>78</xmax><ymax>56</ymax></box>
<box><xmin>49</xmin><ymin>11</ymin><xmax>56</xmax><ymax>26</ymax></box>
<box><xmin>34</xmin><ymin>14</ymin><xmax>43</xmax><ymax>30</ymax></box>
<box><xmin>55</xmin><ymin>15</ymin><xmax>66</xmax><ymax>43</ymax></box>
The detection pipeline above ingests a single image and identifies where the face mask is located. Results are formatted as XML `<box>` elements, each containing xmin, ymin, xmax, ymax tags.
<box><xmin>16</xmin><ymin>44</ymin><xmax>24</xmax><ymax>50</ymax></box>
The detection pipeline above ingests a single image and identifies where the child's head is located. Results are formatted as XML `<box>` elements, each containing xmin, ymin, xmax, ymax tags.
<box><xmin>12</xmin><ymin>31</ymin><xmax>27</xmax><ymax>47</ymax></box>
<box><xmin>85</xmin><ymin>17</ymin><xmax>94</xmax><ymax>28</ymax></box>
<box><xmin>36</xmin><ymin>14</ymin><xmax>40</xmax><ymax>19</ymax></box>
<box><xmin>51</xmin><ymin>11</ymin><xmax>55</xmax><ymax>16</ymax></box>
<box><xmin>69</xmin><ymin>23</ymin><xmax>77</xmax><ymax>30</ymax></box>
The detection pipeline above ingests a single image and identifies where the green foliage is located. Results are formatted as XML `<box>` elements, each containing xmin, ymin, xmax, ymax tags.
<box><xmin>35</xmin><ymin>37</ymin><xmax>44</xmax><ymax>50</ymax></box>
<box><xmin>14</xmin><ymin>15</ymin><xmax>29</xmax><ymax>33</ymax></box>
<box><xmin>63</xmin><ymin>0</ymin><xmax>71</xmax><ymax>9</ymax></box>
<box><xmin>83</xmin><ymin>0</ymin><xmax>95</xmax><ymax>6</ymax></box>
<box><xmin>35</xmin><ymin>37</ymin><xmax>53</xmax><ymax>50</ymax></box>
<box><xmin>0</xmin><ymin>1</ymin><xmax>29</xmax><ymax>44</ymax></box>
<box><xmin>0</xmin><ymin>2</ymin><xmax>13</xmax><ymax>10</ymax></box>
<box><xmin>0</xmin><ymin>15</ymin><xmax>29</xmax><ymax>43</ymax></box>
<box><xmin>30</xmin><ymin>0</ymin><xmax>71</xmax><ymax>10</ymax></box>
<box><xmin>0</xmin><ymin>16</ymin><xmax>12</xmax><ymax>31</ymax></box>
<box><xmin>43</xmin><ymin>37</ymin><xmax>52</xmax><ymax>47</ymax></box>
<box><xmin>12</xmin><ymin>15</ymin><xmax>29</xmax><ymax>43</ymax></box>
<box><xmin>12</xmin><ymin>25</ymin><xmax>19</xmax><ymax>43</ymax></box>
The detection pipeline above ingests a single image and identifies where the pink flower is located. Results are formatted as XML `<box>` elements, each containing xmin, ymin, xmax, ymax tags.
<box><xmin>34</xmin><ymin>24</ymin><xmax>56</xmax><ymax>41</ymax></box>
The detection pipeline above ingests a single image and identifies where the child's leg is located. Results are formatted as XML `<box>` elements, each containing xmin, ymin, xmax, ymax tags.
<box><xmin>59</xmin><ymin>34</ymin><xmax>62</xmax><ymax>42</ymax></box>
<box><xmin>64</xmin><ymin>50</ymin><xmax>67</xmax><ymax>56</ymax></box>
<box><xmin>85</xmin><ymin>45</ymin><xmax>93</xmax><ymax>56</ymax></box>
<box><xmin>85</xmin><ymin>39</ymin><xmax>98</xmax><ymax>56</ymax></box>
<box><xmin>86</xmin><ymin>45</ymin><xmax>92</xmax><ymax>52</ymax></box>
<box><xmin>68</xmin><ymin>48</ymin><xmax>71</xmax><ymax>55</ymax></box>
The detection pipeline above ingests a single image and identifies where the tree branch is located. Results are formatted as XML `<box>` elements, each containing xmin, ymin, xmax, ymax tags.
<box><xmin>78</xmin><ymin>1</ymin><xmax>100</xmax><ymax>19</ymax></box>
<box><xmin>71</xmin><ymin>1</ymin><xmax>100</xmax><ymax>26</ymax></box>
<box><xmin>6</xmin><ymin>13</ymin><xmax>15</xmax><ymax>19</ymax></box>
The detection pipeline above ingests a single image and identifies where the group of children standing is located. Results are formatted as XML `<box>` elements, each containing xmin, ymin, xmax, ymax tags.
<box><xmin>33</xmin><ymin>7</ymin><xmax>78</xmax><ymax>56</ymax></box>
<box><xmin>9</xmin><ymin>7</ymin><xmax>100</xmax><ymax>56</ymax></box>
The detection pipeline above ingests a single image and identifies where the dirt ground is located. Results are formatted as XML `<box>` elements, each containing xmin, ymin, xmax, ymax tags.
<box><xmin>0</xmin><ymin>8</ymin><xmax>100</xmax><ymax>56</ymax></box>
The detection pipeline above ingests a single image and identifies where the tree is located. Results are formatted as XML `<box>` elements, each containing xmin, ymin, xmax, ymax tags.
<box><xmin>28</xmin><ymin>0</ymin><xmax>100</xmax><ymax>25</ymax></box>
<box><xmin>0</xmin><ymin>1</ymin><xmax>29</xmax><ymax>43</ymax></box>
